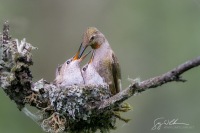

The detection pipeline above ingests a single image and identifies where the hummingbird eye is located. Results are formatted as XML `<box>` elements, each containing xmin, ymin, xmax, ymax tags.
<box><xmin>82</xmin><ymin>65</ymin><xmax>88</xmax><ymax>71</ymax></box>
<box><xmin>83</xmin><ymin>67</ymin><xmax>86</xmax><ymax>71</ymax></box>
<box><xmin>66</xmin><ymin>60</ymin><xmax>71</xmax><ymax>64</ymax></box>
<box><xmin>90</xmin><ymin>35</ymin><xmax>95</xmax><ymax>41</ymax></box>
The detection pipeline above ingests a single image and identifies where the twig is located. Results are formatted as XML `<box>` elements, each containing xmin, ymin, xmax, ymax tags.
<box><xmin>99</xmin><ymin>56</ymin><xmax>200</xmax><ymax>109</ymax></box>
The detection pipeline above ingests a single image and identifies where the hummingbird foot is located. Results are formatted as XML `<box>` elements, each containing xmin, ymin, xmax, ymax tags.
<box><xmin>115</xmin><ymin>102</ymin><xmax>132</xmax><ymax>112</ymax></box>
<box><xmin>112</xmin><ymin>111</ymin><xmax>131</xmax><ymax>123</ymax></box>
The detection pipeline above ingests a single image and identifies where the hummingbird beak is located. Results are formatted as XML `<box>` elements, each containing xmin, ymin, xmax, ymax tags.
<box><xmin>73</xmin><ymin>43</ymin><xmax>82</xmax><ymax>61</ymax></box>
<box><xmin>88</xmin><ymin>50</ymin><xmax>95</xmax><ymax>64</ymax></box>
<box><xmin>79</xmin><ymin>50</ymin><xmax>91</xmax><ymax>62</ymax></box>
<box><xmin>78</xmin><ymin>43</ymin><xmax>88</xmax><ymax>59</ymax></box>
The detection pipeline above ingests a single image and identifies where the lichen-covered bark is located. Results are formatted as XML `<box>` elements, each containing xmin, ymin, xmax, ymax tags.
<box><xmin>0</xmin><ymin>21</ymin><xmax>34</xmax><ymax>109</ymax></box>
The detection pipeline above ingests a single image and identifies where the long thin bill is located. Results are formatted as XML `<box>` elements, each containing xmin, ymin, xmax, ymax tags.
<box><xmin>78</xmin><ymin>43</ymin><xmax>87</xmax><ymax>59</ymax></box>
<box><xmin>79</xmin><ymin>50</ymin><xmax>91</xmax><ymax>62</ymax></box>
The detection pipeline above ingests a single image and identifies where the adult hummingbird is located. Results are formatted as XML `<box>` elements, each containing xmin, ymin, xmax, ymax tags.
<box><xmin>82</xmin><ymin>50</ymin><xmax>105</xmax><ymax>85</ymax></box>
<box><xmin>54</xmin><ymin>46</ymin><xmax>90</xmax><ymax>87</ymax></box>
<box><xmin>78</xmin><ymin>27</ymin><xmax>122</xmax><ymax>95</ymax></box>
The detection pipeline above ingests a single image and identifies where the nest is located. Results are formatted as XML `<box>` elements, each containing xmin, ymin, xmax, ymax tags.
<box><xmin>26</xmin><ymin>81</ymin><xmax>118</xmax><ymax>133</ymax></box>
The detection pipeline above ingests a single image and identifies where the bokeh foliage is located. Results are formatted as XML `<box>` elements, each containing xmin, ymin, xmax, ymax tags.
<box><xmin>0</xmin><ymin>0</ymin><xmax>200</xmax><ymax>133</ymax></box>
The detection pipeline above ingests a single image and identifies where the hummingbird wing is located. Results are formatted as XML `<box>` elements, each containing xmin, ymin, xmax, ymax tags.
<box><xmin>111</xmin><ymin>52</ymin><xmax>122</xmax><ymax>93</ymax></box>
<box><xmin>55</xmin><ymin>64</ymin><xmax>62</xmax><ymax>77</ymax></box>
<box><xmin>54</xmin><ymin>63</ymin><xmax>65</xmax><ymax>84</ymax></box>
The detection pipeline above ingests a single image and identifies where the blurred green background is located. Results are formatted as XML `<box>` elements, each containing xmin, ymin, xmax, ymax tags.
<box><xmin>0</xmin><ymin>0</ymin><xmax>200</xmax><ymax>133</ymax></box>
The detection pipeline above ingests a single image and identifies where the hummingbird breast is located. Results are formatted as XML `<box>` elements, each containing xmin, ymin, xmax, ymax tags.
<box><xmin>92</xmin><ymin>47</ymin><xmax>120</xmax><ymax>94</ymax></box>
<box><xmin>55</xmin><ymin>61</ymin><xmax>84</xmax><ymax>87</ymax></box>
<box><xmin>83</xmin><ymin>64</ymin><xmax>104</xmax><ymax>85</ymax></box>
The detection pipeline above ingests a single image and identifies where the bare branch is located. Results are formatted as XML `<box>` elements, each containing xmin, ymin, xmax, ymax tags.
<box><xmin>98</xmin><ymin>56</ymin><xmax>200</xmax><ymax>109</ymax></box>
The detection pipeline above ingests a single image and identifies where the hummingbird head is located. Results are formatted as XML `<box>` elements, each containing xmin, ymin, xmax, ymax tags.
<box><xmin>65</xmin><ymin>46</ymin><xmax>91</xmax><ymax>68</ymax></box>
<box><xmin>78</xmin><ymin>27</ymin><xmax>105</xmax><ymax>58</ymax></box>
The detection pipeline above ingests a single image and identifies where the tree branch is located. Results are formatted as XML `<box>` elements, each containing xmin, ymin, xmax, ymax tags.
<box><xmin>98</xmin><ymin>56</ymin><xmax>200</xmax><ymax>109</ymax></box>
<box><xmin>0</xmin><ymin>21</ymin><xmax>200</xmax><ymax>133</ymax></box>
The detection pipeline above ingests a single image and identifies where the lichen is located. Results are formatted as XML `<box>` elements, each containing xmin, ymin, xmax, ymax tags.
<box><xmin>32</xmin><ymin>79</ymin><xmax>116</xmax><ymax>133</ymax></box>
<box><xmin>0</xmin><ymin>22</ymin><xmax>34</xmax><ymax>109</ymax></box>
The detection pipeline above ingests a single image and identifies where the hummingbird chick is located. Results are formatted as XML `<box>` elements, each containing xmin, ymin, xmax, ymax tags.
<box><xmin>78</xmin><ymin>27</ymin><xmax>122</xmax><ymax>95</ymax></box>
<box><xmin>82</xmin><ymin>51</ymin><xmax>105</xmax><ymax>85</ymax></box>
<box><xmin>54</xmin><ymin>46</ymin><xmax>90</xmax><ymax>87</ymax></box>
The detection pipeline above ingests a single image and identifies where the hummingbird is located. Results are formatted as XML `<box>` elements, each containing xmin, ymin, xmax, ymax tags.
<box><xmin>78</xmin><ymin>27</ymin><xmax>122</xmax><ymax>95</ymax></box>
<box><xmin>82</xmin><ymin>50</ymin><xmax>105</xmax><ymax>85</ymax></box>
<box><xmin>54</xmin><ymin>46</ymin><xmax>90</xmax><ymax>87</ymax></box>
